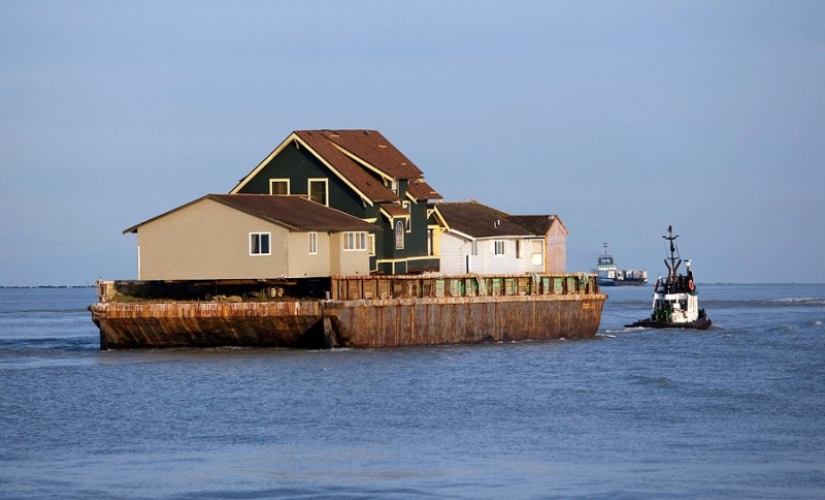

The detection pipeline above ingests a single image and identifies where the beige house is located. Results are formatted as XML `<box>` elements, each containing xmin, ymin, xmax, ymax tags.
<box><xmin>124</xmin><ymin>194</ymin><xmax>376</xmax><ymax>280</ymax></box>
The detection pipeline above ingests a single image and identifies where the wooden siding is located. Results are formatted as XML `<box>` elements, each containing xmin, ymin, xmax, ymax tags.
<box><xmin>439</xmin><ymin>232</ymin><xmax>545</xmax><ymax>275</ymax></box>
<box><xmin>237</xmin><ymin>144</ymin><xmax>368</xmax><ymax>217</ymax></box>
<box><xmin>134</xmin><ymin>198</ymin><xmax>369</xmax><ymax>280</ymax></box>
<box><xmin>236</xmin><ymin>141</ymin><xmax>433</xmax><ymax>273</ymax></box>
<box><xmin>546</xmin><ymin>223</ymin><xmax>567</xmax><ymax>273</ymax></box>
<box><xmin>136</xmin><ymin>199</ymin><xmax>293</xmax><ymax>280</ymax></box>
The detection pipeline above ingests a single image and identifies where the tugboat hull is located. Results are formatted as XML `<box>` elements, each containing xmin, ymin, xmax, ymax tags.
<box><xmin>626</xmin><ymin>315</ymin><xmax>712</xmax><ymax>330</ymax></box>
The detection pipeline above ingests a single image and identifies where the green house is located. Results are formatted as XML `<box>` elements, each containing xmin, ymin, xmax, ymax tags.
<box><xmin>231</xmin><ymin>130</ymin><xmax>442</xmax><ymax>274</ymax></box>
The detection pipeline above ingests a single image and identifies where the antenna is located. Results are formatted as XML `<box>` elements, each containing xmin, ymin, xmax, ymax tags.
<box><xmin>662</xmin><ymin>225</ymin><xmax>682</xmax><ymax>282</ymax></box>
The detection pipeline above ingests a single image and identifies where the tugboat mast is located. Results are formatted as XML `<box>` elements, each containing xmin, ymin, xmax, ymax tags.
<box><xmin>662</xmin><ymin>225</ymin><xmax>682</xmax><ymax>283</ymax></box>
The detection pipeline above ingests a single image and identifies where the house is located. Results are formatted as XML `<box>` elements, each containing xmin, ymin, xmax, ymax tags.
<box><xmin>504</xmin><ymin>214</ymin><xmax>568</xmax><ymax>274</ymax></box>
<box><xmin>434</xmin><ymin>200</ymin><xmax>567</xmax><ymax>275</ymax></box>
<box><xmin>230</xmin><ymin>130</ymin><xmax>442</xmax><ymax>275</ymax></box>
<box><xmin>123</xmin><ymin>194</ymin><xmax>377</xmax><ymax>280</ymax></box>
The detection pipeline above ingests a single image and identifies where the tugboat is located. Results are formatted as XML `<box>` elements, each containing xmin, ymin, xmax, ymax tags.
<box><xmin>625</xmin><ymin>226</ymin><xmax>711</xmax><ymax>330</ymax></box>
<box><xmin>594</xmin><ymin>243</ymin><xmax>648</xmax><ymax>286</ymax></box>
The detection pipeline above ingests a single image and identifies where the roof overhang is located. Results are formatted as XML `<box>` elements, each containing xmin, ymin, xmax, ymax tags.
<box><xmin>230</xmin><ymin>133</ymin><xmax>376</xmax><ymax>207</ymax></box>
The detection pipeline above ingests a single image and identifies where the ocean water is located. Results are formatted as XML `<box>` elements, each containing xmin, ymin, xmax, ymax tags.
<box><xmin>1</xmin><ymin>284</ymin><xmax>824</xmax><ymax>499</ymax></box>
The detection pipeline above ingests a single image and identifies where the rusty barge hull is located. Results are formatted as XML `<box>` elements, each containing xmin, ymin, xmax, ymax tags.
<box><xmin>90</xmin><ymin>274</ymin><xmax>606</xmax><ymax>350</ymax></box>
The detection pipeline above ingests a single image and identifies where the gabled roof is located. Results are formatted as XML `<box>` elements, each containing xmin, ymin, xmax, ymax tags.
<box><xmin>505</xmin><ymin>215</ymin><xmax>568</xmax><ymax>236</ymax></box>
<box><xmin>230</xmin><ymin>129</ymin><xmax>441</xmax><ymax>204</ymax></box>
<box><xmin>436</xmin><ymin>200</ymin><xmax>533</xmax><ymax>238</ymax></box>
<box><xmin>435</xmin><ymin>200</ymin><xmax>564</xmax><ymax>239</ymax></box>
<box><xmin>124</xmin><ymin>194</ymin><xmax>377</xmax><ymax>234</ymax></box>
<box><xmin>319</xmin><ymin>129</ymin><xmax>423</xmax><ymax>179</ymax></box>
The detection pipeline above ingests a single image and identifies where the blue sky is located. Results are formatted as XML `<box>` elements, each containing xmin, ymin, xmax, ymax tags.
<box><xmin>2</xmin><ymin>1</ymin><xmax>823</xmax><ymax>285</ymax></box>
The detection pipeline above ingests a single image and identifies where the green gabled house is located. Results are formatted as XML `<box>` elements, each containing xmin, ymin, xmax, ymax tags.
<box><xmin>231</xmin><ymin>130</ymin><xmax>442</xmax><ymax>274</ymax></box>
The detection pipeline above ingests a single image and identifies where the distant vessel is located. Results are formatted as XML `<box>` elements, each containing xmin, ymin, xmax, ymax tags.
<box><xmin>594</xmin><ymin>243</ymin><xmax>648</xmax><ymax>286</ymax></box>
<box><xmin>626</xmin><ymin>226</ymin><xmax>711</xmax><ymax>330</ymax></box>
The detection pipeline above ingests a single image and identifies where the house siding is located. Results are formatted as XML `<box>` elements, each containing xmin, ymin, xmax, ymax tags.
<box><xmin>237</xmin><ymin>144</ymin><xmax>368</xmax><ymax>218</ymax></box>
<box><xmin>133</xmin><ymin>198</ymin><xmax>373</xmax><ymax>280</ymax></box>
<box><xmin>136</xmin><ymin>199</ymin><xmax>294</xmax><ymax>280</ymax></box>
<box><xmin>439</xmin><ymin>233</ymin><xmax>544</xmax><ymax>275</ymax></box>
<box><xmin>440</xmin><ymin>232</ymin><xmax>470</xmax><ymax>274</ymax></box>
<box><xmin>237</xmin><ymin>137</ymin><xmax>436</xmax><ymax>275</ymax></box>
<box><xmin>330</xmin><ymin>233</ymin><xmax>370</xmax><ymax>275</ymax></box>
<box><xmin>546</xmin><ymin>224</ymin><xmax>567</xmax><ymax>273</ymax></box>
<box><xmin>287</xmin><ymin>231</ymin><xmax>330</xmax><ymax>278</ymax></box>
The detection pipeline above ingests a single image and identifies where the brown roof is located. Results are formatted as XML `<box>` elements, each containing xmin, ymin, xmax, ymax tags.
<box><xmin>294</xmin><ymin>131</ymin><xmax>400</xmax><ymax>204</ymax></box>
<box><xmin>319</xmin><ymin>129</ymin><xmax>423</xmax><ymax>179</ymax></box>
<box><xmin>124</xmin><ymin>194</ymin><xmax>377</xmax><ymax>234</ymax></box>
<box><xmin>406</xmin><ymin>178</ymin><xmax>441</xmax><ymax>201</ymax></box>
<box><xmin>505</xmin><ymin>215</ymin><xmax>561</xmax><ymax>235</ymax></box>
<box><xmin>436</xmin><ymin>201</ymin><xmax>533</xmax><ymax>238</ymax></box>
<box><xmin>379</xmin><ymin>204</ymin><xmax>410</xmax><ymax>218</ymax></box>
<box><xmin>232</xmin><ymin>129</ymin><xmax>441</xmax><ymax>203</ymax></box>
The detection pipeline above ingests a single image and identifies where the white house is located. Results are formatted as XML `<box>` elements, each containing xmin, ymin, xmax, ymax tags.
<box><xmin>434</xmin><ymin>200</ymin><xmax>566</xmax><ymax>275</ymax></box>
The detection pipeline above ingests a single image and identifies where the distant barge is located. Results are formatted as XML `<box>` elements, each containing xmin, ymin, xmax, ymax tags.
<box><xmin>90</xmin><ymin>274</ymin><xmax>606</xmax><ymax>350</ymax></box>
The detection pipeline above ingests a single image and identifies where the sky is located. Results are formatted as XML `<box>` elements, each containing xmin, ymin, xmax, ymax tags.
<box><xmin>2</xmin><ymin>1</ymin><xmax>824</xmax><ymax>285</ymax></box>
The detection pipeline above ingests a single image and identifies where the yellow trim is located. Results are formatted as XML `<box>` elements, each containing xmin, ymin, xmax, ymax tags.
<box><xmin>379</xmin><ymin>206</ymin><xmax>411</xmax><ymax>223</ymax></box>
<box><xmin>332</xmin><ymin>144</ymin><xmax>394</xmax><ymax>183</ymax></box>
<box><xmin>405</xmin><ymin>191</ymin><xmax>418</xmax><ymax>204</ymax></box>
<box><xmin>427</xmin><ymin>225</ymin><xmax>441</xmax><ymax>256</ymax></box>
<box><xmin>307</xmin><ymin>178</ymin><xmax>329</xmax><ymax>206</ymax></box>
<box><xmin>231</xmin><ymin>133</ymin><xmax>375</xmax><ymax>207</ymax></box>
<box><xmin>402</xmin><ymin>201</ymin><xmax>412</xmax><ymax>233</ymax></box>
<box><xmin>431</xmin><ymin>205</ymin><xmax>450</xmax><ymax>231</ymax></box>
<box><xmin>269</xmin><ymin>178</ymin><xmax>290</xmax><ymax>195</ymax></box>
<box><xmin>375</xmin><ymin>255</ymin><xmax>439</xmax><ymax>264</ymax></box>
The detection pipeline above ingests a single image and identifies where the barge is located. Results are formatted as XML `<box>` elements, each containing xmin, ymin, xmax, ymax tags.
<box><xmin>90</xmin><ymin>274</ymin><xmax>606</xmax><ymax>349</ymax></box>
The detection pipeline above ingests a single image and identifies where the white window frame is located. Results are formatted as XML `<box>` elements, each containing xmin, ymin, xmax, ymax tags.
<box><xmin>308</xmin><ymin>178</ymin><xmax>329</xmax><ymax>206</ymax></box>
<box><xmin>308</xmin><ymin>232</ymin><xmax>318</xmax><ymax>255</ymax></box>
<box><xmin>402</xmin><ymin>201</ymin><xmax>411</xmax><ymax>232</ymax></box>
<box><xmin>531</xmin><ymin>240</ymin><xmax>544</xmax><ymax>266</ymax></box>
<box><xmin>269</xmin><ymin>178</ymin><xmax>290</xmax><ymax>195</ymax></box>
<box><xmin>368</xmin><ymin>234</ymin><xmax>376</xmax><ymax>256</ymax></box>
<box><xmin>344</xmin><ymin>231</ymin><xmax>367</xmax><ymax>251</ymax></box>
<box><xmin>395</xmin><ymin>221</ymin><xmax>405</xmax><ymax>250</ymax></box>
<box><xmin>494</xmin><ymin>240</ymin><xmax>505</xmax><ymax>256</ymax></box>
<box><xmin>250</xmin><ymin>232</ymin><xmax>271</xmax><ymax>256</ymax></box>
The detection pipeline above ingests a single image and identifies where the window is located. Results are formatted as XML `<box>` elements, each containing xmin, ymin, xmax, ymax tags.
<box><xmin>471</xmin><ymin>240</ymin><xmax>478</xmax><ymax>256</ymax></box>
<box><xmin>402</xmin><ymin>201</ymin><xmax>411</xmax><ymax>232</ymax></box>
<box><xmin>344</xmin><ymin>231</ymin><xmax>367</xmax><ymax>251</ymax></box>
<box><xmin>308</xmin><ymin>178</ymin><xmax>328</xmax><ymax>206</ymax></box>
<box><xmin>531</xmin><ymin>240</ymin><xmax>543</xmax><ymax>266</ymax></box>
<box><xmin>250</xmin><ymin>232</ymin><xmax>271</xmax><ymax>255</ymax></box>
<box><xmin>270</xmin><ymin>179</ymin><xmax>290</xmax><ymax>195</ymax></box>
<box><xmin>494</xmin><ymin>240</ymin><xmax>505</xmax><ymax>256</ymax></box>
<box><xmin>368</xmin><ymin>234</ymin><xmax>376</xmax><ymax>256</ymax></box>
<box><xmin>516</xmin><ymin>240</ymin><xmax>522</xmax><ymax>259</ymax></box>
<box><xmin>395</xmin><ymin>221</ymin><xmax>405</xmax><ymax>250</ymax></box>
<box><xmin>308</xmin><ymin>232</ymin><xmax>318</xmax><ymax>255</ymax></box>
